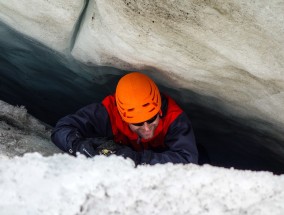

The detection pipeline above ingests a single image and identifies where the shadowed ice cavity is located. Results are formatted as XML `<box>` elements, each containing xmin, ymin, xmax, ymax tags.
<box><xmin>1</xmin><ymin>22</ymin><xmax>284</xmax><ymax>174</ymax></box>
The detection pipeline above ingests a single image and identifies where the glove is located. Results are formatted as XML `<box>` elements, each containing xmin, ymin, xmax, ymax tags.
<box><xmin>76</xmin><ymin>138</ymin><xmax>141</xmax><ymax>166</ymax></box>
<box><xmin>95</xmin><ymin>141</ymin><xmax>141</xmax><ymax>166</ymax></box>
<box><xmin>95</xmin><ymin>140</ymin><xmax>122</xmax><ymax>156</ymax></box>
<box><xmin>75</xmin><ymin>137</ymin><xmax>111</xmax><ymax>157</ymax></box>
<box><xmin>115</xmin><ymin>145</ymin><xmax>141</xmax><ymax>166</ymax></box>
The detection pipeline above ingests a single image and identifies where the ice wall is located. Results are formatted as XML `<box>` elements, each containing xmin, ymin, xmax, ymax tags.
<box><xmin>0</xmin><ymin>0</ymin><xmax>284</xmax><ymax>173</ymax></box>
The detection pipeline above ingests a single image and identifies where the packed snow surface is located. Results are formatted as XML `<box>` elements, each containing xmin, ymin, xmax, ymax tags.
<box><xmin>1</xmin><ymin>154</ymin><xmax>284</xmax><ymax>215</ymax></box>
<box><xmin>0</xmin><ymin>99</ymin><xmax>284</xmax><ymax>215</ymax></box>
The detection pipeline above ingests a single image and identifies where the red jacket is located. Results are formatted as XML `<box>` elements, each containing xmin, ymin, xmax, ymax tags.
<box><xmin>103</xmin><ymin>94</ymin><xmax>183</xmax><ymax>151</ymax></box>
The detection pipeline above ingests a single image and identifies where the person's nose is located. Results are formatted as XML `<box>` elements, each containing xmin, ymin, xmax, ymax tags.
<box><xmin>142</xmin><ymin>122</ymin><xmax>150</xmax><ymax>131</ymax></box>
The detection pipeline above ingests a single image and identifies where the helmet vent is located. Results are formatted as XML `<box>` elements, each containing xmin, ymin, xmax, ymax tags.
<box><xmin>117</xmin><ymin>103</ymin><xmax>125</xmax><ymax>111</ymax></box>
<box><xmin>142</xmin><ymin>103</ymin><xmax>150</xmax><ymax>107</ymax></box>
<box><xmin>127</xmin><ymin>108</ymin><xmax>134</xmax><ymax>112</ymax></box>
<box><xmin>152</xmin><ymin>89</ymin><xmax>156</xmax><ymax>100</ymax></box>
<box><xmin>149</xmin><ymin>107</ymin><xmax>155</xmax><ymax>112</ymax></box>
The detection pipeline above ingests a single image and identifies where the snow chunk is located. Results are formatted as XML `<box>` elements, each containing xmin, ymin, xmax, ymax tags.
<box><xmin>0</xmin><ymin>153</ymin><xmax>283</xmax><ymax>215</ymax></box>
<box><xmin>0</xmin><ymin>100</ymin><xmax>60</xmax><ymax>157</ymax></box>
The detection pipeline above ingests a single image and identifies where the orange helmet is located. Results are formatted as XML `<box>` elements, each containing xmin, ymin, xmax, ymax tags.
<box><xmin>115</xmin><ymin>72</ymin><xmax>161</xmax><ymax>123</ymax></box>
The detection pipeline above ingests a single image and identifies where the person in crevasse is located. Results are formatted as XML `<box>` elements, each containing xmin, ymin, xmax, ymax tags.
<box><xmin>51</xmin><ymin>72</ymin><xmax>198</xmax><ymax>166</ymax></box>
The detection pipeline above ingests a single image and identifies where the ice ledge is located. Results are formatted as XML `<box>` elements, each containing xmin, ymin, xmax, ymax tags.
<box><xmin>0</xmin><ymin>153</ymin><xmax>284</xmax><ymax>215</ymax></box>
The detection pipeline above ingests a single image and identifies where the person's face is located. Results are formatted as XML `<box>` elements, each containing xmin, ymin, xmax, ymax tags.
<box><xmin>129</xmin><ymin>114</ymin><xmax>160</xmax><ymax>139</ymax></box>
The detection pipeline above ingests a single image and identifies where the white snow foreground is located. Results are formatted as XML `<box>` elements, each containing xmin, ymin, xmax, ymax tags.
<box><xmin>0</xmin><ymin>154</ymin><xmax>283</xmax><ymax>215</ymax></box>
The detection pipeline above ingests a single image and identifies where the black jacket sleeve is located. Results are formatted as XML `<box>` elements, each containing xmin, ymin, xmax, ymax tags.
<box><xmin>51</xmin><ymin>103</ymin><xmax>113</xmax><ymax>155</ymax></box>
<box><xmin>139</xmin><ymin>112</ymin><xmax>199</xmax><ymax>165</ymax></box>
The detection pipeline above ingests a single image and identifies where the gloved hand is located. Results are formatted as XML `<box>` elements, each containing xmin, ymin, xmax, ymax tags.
<box><xmin>75</xmin><ymin>137</ymin><xmax>111</xmax><ymax>157</ymax></box>
<box><xmin>75</xmin><ymin>138</ymin><xmax>141</xmax><ymax>166</ymax></box>
<box><xmin>94</xmin><ymin>140</ymin><xmax>141</xmax><ymax>166</ymax></box>
<box><xmin>95</xmin><ymin>140</ymin><xmax>121</xmax><ymax>156</ymax></box>
<box><xmin>115</xmin><ymin>145</ymin><xmax>141</xmax><ymax>166</ymax></box>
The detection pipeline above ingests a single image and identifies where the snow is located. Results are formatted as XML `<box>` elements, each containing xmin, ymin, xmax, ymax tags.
<box><xmin>0</xmin><ymin>100</ymin><xmax>60</xmax><ymax>158</ymax></box>
<box><xmin>0</xmin><ymin>100</ymin><xmax>284</xmax><ymax>215</ymax></box>
<box><xmin>0</xmin><ymin>0</ymin><xmax>84</xmax><ymax>52</ymax></box>
<box><xmin>1</xmin><ymin>154</ymin><xmax>284</xmax><ymax>215</ymax></box>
